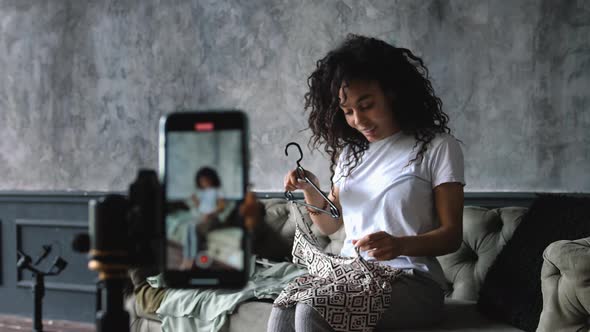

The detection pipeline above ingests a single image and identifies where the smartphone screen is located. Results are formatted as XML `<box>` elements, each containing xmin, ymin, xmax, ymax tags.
<box><xmin>159</xmin><ymin>111</ymin><xmax>249</xmax><ymax>288</ymax></box>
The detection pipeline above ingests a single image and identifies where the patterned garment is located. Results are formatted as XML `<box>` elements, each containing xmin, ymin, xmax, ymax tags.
<box><xmin>274</xmin><ymin>203</ymin><xmax>403</xmax><ymax>332</ymax></box>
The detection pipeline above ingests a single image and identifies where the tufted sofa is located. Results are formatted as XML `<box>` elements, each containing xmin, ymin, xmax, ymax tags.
<box><xmin>128</xmin><ymin>198</ymin><xmax>590</xmax><ymax>332</ymax></box>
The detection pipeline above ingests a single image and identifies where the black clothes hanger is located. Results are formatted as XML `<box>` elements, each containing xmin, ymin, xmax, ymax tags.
<box><xmin>284</xmin><ymin>142</ymin><xmax>340</xmax><ymax>219</ymax></box>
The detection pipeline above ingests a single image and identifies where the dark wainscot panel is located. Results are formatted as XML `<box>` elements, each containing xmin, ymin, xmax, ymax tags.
<box><xmin>0</xmin><ymin>192</ymin><xmax>104</xmax><ymax>323</ymax></box>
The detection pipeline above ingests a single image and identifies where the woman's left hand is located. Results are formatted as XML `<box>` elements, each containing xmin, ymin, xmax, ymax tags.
<box><xmin>353</xmin><ymin>231</ymin><xmax>405</xmax><ymax>261</ymax></box>
<box><xmin>239</xmin><ymin>191</ymin><xmax>263</xmax><ymax>231</ymax></box>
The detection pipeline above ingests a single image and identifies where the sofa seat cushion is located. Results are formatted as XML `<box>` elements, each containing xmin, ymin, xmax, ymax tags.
<box><xmin>401</xmin><ymin>299</ymin><xmax>524</xmax><ymax>332</ymax></box>
<box><xmin>227</xmin><ymin>300</ymin><xmax>274</xmax><ymax>332</ymax></box>
<box><xmin>128</xmin><ymin>297</ymin><xmax>525</xmax><ymax>332</ymax></box>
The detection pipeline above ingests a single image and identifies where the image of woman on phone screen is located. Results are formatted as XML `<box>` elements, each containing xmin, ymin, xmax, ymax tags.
<box><xmin>182</xmin><ymin>166</ymin><xmax>226</xmax><ymax>269</ymax></box>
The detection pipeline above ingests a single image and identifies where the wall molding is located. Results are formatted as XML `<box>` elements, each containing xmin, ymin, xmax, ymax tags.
<box><xmin>1</xmin><ymin>190</ymin><xmax>587</xmax><ymax>211</ymax></box>
<box><xmin>15</xmin><ymin>219</ymin><xmax>88</xmax><ymax>228</ymax></box>
<box><xmin>16</xmin><ymin>281</ymin><xmax>95</xmax><ymax>293</ymax></box>
<box><xmin>0</xmin><ymin>191</ymin><xmax>109</xmax><ymax>204</ymax></box>
<box><xmin>256</xmin><ymin>191</ymin><xmax>542</xmax><ymax>207</ymax></box>
<box><xmin>256</xmin><ymin>191</ymin><xmax>589</xmax><ymax>208</ymax></box>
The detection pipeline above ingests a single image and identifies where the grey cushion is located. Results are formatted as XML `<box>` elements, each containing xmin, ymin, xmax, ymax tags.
<box><xmin>252</xmin><ymin>199</ymin><xmax>333</xmax><ymax>260</ymax></box>
<box><xmin>392</xmin><ymin>299</ymin><xmax>524</xmax><ymax>332</ymax></box>
<box><xmin>227</xmin><ymin>301</ymin><xmax>274</xmax><ymax>332</ymax></box>
<box><xmin>537</xmin><ymin>237</ymin><xmax>590</xmax><ymax>332</ymax></box>
<box><xmin>437</xmin><ymin>207</ymin><xmax>527</xmax><ymax>301</ymax></box>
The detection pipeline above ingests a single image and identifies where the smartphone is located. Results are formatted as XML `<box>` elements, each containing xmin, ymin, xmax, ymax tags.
<box><xmin>159</xmin><ymin>111</ymin><xmax>249</xmax><ymax>288</ymax></box>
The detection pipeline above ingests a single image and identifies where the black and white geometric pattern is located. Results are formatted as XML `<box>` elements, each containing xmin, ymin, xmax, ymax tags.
<box><xmin>274</xmin><ymin>203</ymin><xmax>402</xmax><ymax>332</ymax></box>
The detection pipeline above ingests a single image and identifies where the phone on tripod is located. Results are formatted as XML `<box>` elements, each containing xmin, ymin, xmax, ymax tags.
<box><xmin>159</xmin><ymin>111</ymin><xmax>250</xmax><ymax>288</ymax></box>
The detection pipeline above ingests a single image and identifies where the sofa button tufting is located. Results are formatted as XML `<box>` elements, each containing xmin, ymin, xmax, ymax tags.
<box><xmin>496</xmin><ymin>221</ymin><xmax>503</xmax><ymax>232</ymax></box>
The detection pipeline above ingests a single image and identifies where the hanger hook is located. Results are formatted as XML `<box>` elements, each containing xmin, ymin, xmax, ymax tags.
<box><xmin>285</xmin><ymin>142</ymin><xmax>303</xmax><ymax>165</ymax></box>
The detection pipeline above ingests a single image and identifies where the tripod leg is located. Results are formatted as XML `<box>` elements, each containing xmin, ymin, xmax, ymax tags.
<box><xmin>96</xmin><ymin>277</ymin><xmax>129</xmax><ymax>332</ymax></box>
<box><xmin>96</xmin><ymin>280</ymin><xmax>103</xmax><ymax>313</ymax></box>
<box><xmin>33</xmin><ymin>273</ymin><xmax>44</xmax><ymax>332</ymax></box>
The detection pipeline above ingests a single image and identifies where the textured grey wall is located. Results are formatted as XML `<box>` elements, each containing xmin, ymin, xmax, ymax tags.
<box><xmin>0</xmin><ymin>0</ymin><xmax>589</xmax><ymax>193</ymax></box>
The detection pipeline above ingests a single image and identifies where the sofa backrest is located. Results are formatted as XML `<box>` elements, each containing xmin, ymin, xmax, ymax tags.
<box><xmin>438</xmin><ymin>206</ymin><xmax>527</xmax><ymax>301</ymax></box>
<box><xmin>255</xmin><ymin>199</ymin><xmax>528</xmax><ymax>302</ymax></box>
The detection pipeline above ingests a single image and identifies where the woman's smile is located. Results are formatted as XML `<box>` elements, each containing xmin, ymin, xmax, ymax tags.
<box><xmin>339</xmin><ymin>80</ymin><xmax>399</xmax><ymax>142</ymax></box>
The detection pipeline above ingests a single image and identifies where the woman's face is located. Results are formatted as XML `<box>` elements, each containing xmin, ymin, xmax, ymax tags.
<box><xmin>338</xmin><ymin>80</ymin><xmax>399</xmax><ymax>142</ymax></box>
<box><xmin>197</xmin><ymin>176</ymin><xmax>214</xmax><ymax>189</ymax></box>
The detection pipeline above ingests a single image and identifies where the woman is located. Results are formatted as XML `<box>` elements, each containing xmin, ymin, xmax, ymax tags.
<box><xmin>269</xmin><ymin>34</ymin><xmax>465</xmax><ymax>331</ymax></box>
<box><xmin>182</xmin><ymin>166</ymin><xmax>226</xmax><ymax>269</ymax></box>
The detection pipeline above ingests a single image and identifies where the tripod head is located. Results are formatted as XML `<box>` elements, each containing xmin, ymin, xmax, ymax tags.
<box><xmin>17</xmin><ymin>246</ymin><xmax>68</xmax><ymax>332</ymax></box>
<box><xmin>17</xmin><ymin>248</ymin><xmax>68</xmax><ymax>276</ymax></box>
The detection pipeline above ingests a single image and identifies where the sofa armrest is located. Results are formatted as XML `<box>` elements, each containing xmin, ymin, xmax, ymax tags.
<box><xmin>537</xmin><ymin>237</ymin><xmax>590</xmax><ymax>332</ymax></box>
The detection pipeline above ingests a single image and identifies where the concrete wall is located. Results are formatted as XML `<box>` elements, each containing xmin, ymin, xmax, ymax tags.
<box><xmin>1</xmin><ymin>0</ymin><xmax>589</xmax><ymax>193</ymax></box>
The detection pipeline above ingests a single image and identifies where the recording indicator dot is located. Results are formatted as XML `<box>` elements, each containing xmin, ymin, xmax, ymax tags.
<box><xmin>196</xmin><ymin>252</ymin><xmax>212</xmax><ymax>268</ymax></box>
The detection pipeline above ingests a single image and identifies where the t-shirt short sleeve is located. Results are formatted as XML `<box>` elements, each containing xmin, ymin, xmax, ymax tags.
<box><xmin>332</xmin><ymin>147</ymin><xmax>349</xmax><ymax>188</ymax></box>
<box><xmin>429</xmin><ymin>135</ymin><xmax>465</xmax><ymax>188</ymax></box>
<box><xmin>215</xmin><ymin>189</ymin><xmax>224</xmax><ymax>200</ymax></box>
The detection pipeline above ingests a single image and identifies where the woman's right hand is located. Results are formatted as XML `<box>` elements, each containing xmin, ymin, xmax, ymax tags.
<box><xmin>284</xmin><ymin>168</ymin><xmax>343</xmax><ymax>236</ymax></box>
<box><xmin>284</xmin><ymin>169</ymin><xmax>324</xmax><ymax>203</ymax></box>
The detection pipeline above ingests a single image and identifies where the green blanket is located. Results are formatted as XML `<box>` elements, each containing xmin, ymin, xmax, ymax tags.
<box><xmin>147</xmin><ymin>261</ymin><xmax>306</xmax><ymax>332</ymax></box>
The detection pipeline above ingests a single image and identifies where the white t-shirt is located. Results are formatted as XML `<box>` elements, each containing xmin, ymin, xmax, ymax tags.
<box><xmin>335</xmin><ymin>132</ymin><xmax>465</xmax><ymax>288</ymax></box>
<box><xmin>186</xmin><ymin>188</ymin><xmax>222</xmax><ymax>215</ymax></box>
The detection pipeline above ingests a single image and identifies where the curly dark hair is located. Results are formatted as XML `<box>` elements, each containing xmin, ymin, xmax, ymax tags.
<box><xmin>305</xmin><ymin>34</ymin><xmax>451</xmax><ymax>190</ymax></box>
<box><xmin>195</xmin><ymin>166</ymin><xmax>221</xmax><ymax>189</ymax></box>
